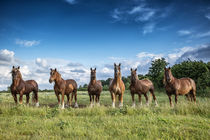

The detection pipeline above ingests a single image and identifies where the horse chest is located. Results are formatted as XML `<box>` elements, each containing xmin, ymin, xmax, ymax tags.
<box><xmin>114</xmin><ymin>84</ymin><xmax>121</xmax><ymax>93</ymax></box>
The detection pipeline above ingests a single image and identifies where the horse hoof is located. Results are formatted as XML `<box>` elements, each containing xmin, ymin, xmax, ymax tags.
<box><xmin>35</xmin><ymin>102</ymin><xmax>39</xmax><ymax>107</ymax></box>
<box><xmin>74</xmin><ymin>103</ymin><xmax>79</xmax><ymax>108</ymax></box>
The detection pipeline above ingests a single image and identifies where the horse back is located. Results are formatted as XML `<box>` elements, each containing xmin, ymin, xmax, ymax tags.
<box><xmin>65</xmin><ymin>79</ymin><xmax>77</xmax><ymax>93</ymax></box>
<box><xmin>25</xmin><ymin>80</ymin><xmax>38</xmax><ymax>92</ymax></box>
<box><xmin>174</xmin><ymin>78</ymin><xmax>195</xmax><ymax>94</ymax></box>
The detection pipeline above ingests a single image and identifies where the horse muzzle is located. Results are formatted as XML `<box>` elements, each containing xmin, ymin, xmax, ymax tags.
<box><xmin>49</xmin><ymin>79</ymin><xmax>53</xmax><ymax>83</ymax></box>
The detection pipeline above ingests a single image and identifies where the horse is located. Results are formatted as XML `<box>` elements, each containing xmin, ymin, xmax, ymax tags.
<box><xmin>88</xmin><ymin>68</ymin><xmax>102</xmax><ymax>107</ymax></box>
<box><xmin>109</xmin><ymin>63</ymin><xmax>125</xmax><ymax>108</ymax></box>
<box><xmin>10</xmin><ymin>66</ymin><xmax>39</xmax><ymax>106</ymax></box>
<box><xmin>49</xmin><ymin>68</ymin><xmax>78</xmax><ymax>109</ymax></box>
<box><xmin>130</xmin><ymin>68</ymin><xmax>158</xmax><ymax>107</ymax></box>
<box><xmin>164</xmin><ymin>67</ymin><xmax>196</xmax><ymax>107</ymax></box>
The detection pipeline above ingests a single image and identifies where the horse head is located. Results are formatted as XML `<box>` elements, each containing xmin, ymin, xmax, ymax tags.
<box><xmin>90</xmin><ymin>68</ymin><xmax>96</xmax><ymax>80</ymax></box>
<box><xmin>164</xmin><ymin>67</ymin><xmax>173</xmax><ymax>83</ymax></box>
<box><xmin>130</xmin><ymin>68</ymin><xmax>138</xmax><ymax>82</ymax></box>
<box><xmin>114</xmin><ymin>63</ymin><xmax>121</xmax><ymax>79</ymax></box>
<box><xmin>11</xmin><ymin>66</ymin><xmax>22</xmax><ymax>80</ymax></box>
<box><xmin>49</xmin><ymin>68</ymin><xmax>60</xmax><ymax>83</ymax></box>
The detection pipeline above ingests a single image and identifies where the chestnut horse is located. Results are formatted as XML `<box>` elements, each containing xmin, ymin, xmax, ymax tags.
<box><xmin>88</xmin><ymin>68</ymin><xmax>102</xmax><ymax>107</ymax></box>
<box><xmin>164</xmin><ymin>67</ymin><xmax>196</xmax><ymax>107</ymax></box>
<box><xmin>130</xmin><ymin>68</ymin><xmax>158</xmax><ymax>107</ymax></box>
<box><xmin>109</xmin><ymin>63</ymin><xmax>125</xmax><ymax>108</ymax></box>
<box><xmin>10</xmin><ymin>66</ymin><xmax>39</xmax><ymax>106</ymax></box>
<box><xmin>49</xmin><ymin>68</ymin><xmax>78</xmax><ymax>109</ymax></box>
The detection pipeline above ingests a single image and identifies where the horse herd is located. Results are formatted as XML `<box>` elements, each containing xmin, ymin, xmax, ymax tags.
<box><xmin>10</xmin><ymin>63</ymin><xmax>196</xmax><ymax>109</ymax></box>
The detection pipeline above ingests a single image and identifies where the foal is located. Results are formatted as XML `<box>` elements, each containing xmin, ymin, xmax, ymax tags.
<box><xmin>49</xmin><ymin>68</ymin><xmax>78</xmax><ymax>109</ymax></box>
<box><xmin>109</xmin><ymin>63</ymin><xmax>125</xmax><ymax>108</ymax></box>
<box><xmin>10</xmin><ymin>66</ymin><xmax>39</xmax><ymax>106</ymax></box>
<box><xmin>130</xmin><ymin>68</ymin><xmax>158</xmax><ymax>107</ymax></box>
<box><xmin>88</xmin><ymin>68</ymin><xmax>102</xmax><ymax>107</ymax></box>
<box><xmin>164</xmin><ymin>67</ymin><xmax>196</xmax><ymax>107</ymax></box>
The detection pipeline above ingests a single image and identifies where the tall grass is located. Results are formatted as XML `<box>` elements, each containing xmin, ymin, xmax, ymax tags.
<box><xmin>0</xmin><ymin>91</ymin><xmax>209</xmax><ymax>139</ymax></box>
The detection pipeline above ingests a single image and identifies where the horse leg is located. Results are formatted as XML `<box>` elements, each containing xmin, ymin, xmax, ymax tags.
<box><xmin>192</xmin><ymin>90</ymin><xmax>196</xmax><ymax>104</ymax></box>
<box><xmin>74</xmin><ymin>93</ymin><xmax>78</xmax><ymax>108</ymax></box>
<box><xmin>138</xmin><ymin>93</ymin><xmax>142</xmax><ymax>106</ymax></box>
<box><xmin>143</xmin><ymin>93</ymin><xmax>149</xmax><ymax>106</ymax></box>
<box><xmin>56</xmin><ymin>93</ymin><xmax>60</xmax><ymax>105</ymax></box>
<box><xmin>150</xmin><ymin>89</ymin><xmax>158</xmax><ymax>106</ymax></box>
<box><xmin>19</xmin><ymin>91</ymin><xmax>24</xmax><ymax>105</ymax></box>
<box><xmin>12</xmin><ymin>93</ymin><xmax>18</xmax><ymax>104</ymax></box>
<box><xmin>111</xmin><ymin>92</ymin><xmax>115</xmax><ymax>108</ymax></box>
<box><xmin>33</xmin><ymin>91</ymin><xmax>39</xmax><ymax>107</ymax></box>
<box><xmin>97</xmin><ymin>94</ymin><xmax>100</xmax><ymax>106</ymax></box>
<box><xmin>26</xmin><ymin>94</ymin><xmax>30</xmax><ymax>105</ymax></box>
<box><xmin>70</xmin><ymin>93</ymin><xmax>74</xmax><ymax>107</ymax></box>
<box><xmin>168</xmin><ymin>95</ymin><xmax>173</xmax><ymax>107</ymax></box>
<box><xmin>185</xmin><ymin>94</ymin><xmax>190</xmax><ymax>101</ymax></box>
<box><xmin>89</xmin><ymin>94</ymin><xmax>93</xmax><ymax>107</ymax></box>
<box><xmin>131</xmin><ymin>93</ymin><xmax>135</xmax><ymax>108</ymax></box>
<box><xmin>119</xmin><ymin>94</ymin><xmax>123</xmax><ymax>107</ymax></box>
<box><xmin>175</xmin><ymin>94</ymin><xmax>178</xmax><ymax>105</ymax></box>
<box><xmin>66</xmin><ymin>94</ymin><xmax>70</xmax><ymax>107</ymax></box>
<box><xmin>92</xmin><ymin>95</ymin><xmax>95</xmax><ymax>106</ymax></box>
<box><xmin>61</xmin><ymin>92</ymin><xmax>65</xmax><ymax>109</ymax></box>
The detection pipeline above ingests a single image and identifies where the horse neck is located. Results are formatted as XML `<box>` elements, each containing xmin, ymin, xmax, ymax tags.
<box><xmin>54</xmin><ymin>74</ymin><xmax>63</xmax><ymax>85</ymax></box>
<box><xmin>131</xmin><ymin>76</ymin><xmax>138</xmax><ymax>85</ymax></box>
<box><xmin>115</xmin><ymin>73</ymin><xmax>121</xmax><ymax>84</ymax></box>
<box><xmin>166</xmin><ymin>73</ymin><xmax>176</xmax><ymax>85</ymax></box>
<box><xmin>12</xmin><ymin>75</ymin><xmax>23</xmax><ymax>87</ymax></box>
<box><xmin>90</xmin><ymin>77</ymin><xmax>96</xmax><ymax>84</ymax></box>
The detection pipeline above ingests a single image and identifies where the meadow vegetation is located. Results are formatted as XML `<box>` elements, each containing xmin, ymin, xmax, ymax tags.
<box><xmin>0</xmin><ymin>91</ymin><xmax>209</xmax><ymax>139</ymax></box>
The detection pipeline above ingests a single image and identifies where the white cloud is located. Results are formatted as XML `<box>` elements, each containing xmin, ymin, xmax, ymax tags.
<box><xmin>128</xmin><ymin>5</ymin><xmax>145</xmax><ymax>14</ymax></box>
<box><xmin>177</xmin><ymin>30</ymin><xmax>192</xmax><ymax>36</ymax></box>
<box><xmin>143</xmin><ymin>23</ymin><xmax>155</xmax><ymax>34</ymax></box>
<box><xmin>65</xmin><ymin>0</ymin><xmax>76</xmax><ymax>5</ymax></box>
<box><xmin>205</xmin><ymin>13</ymin><xmax>210</xmax><ymax>20</ymax></box>
<box><xmin>111</xmin><ymin>8</ymin><xmax>122</xmax><ymax>21</ymax></box>
<box><xmin>0</xmin><ymin>49</ymin><xmax>15</xmax><ymax>65</ymax></box>
<box><xmin>0</xmin><ymin>45</ymin><xmax>209</xmax><ymax>90</ymax></box>
<box><xmin>196</xmin><ymin>31</ymin><xmax>210</xmax><ymax>38</ymax></box>
<box><xmin>36</xmin><ymin>58</ymin><xmax>48</xmax><ymax>68</ymax></box>
<box><xmin>16</xmin><ymin>39</ymin><xmax>40</xmax><ymax>47</ymax></box>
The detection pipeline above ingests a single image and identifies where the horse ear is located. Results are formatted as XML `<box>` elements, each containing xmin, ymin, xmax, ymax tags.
<box><xmin>168</xmin><ymin>67</ymin><xmax>171</xmax><ymax>70</ymax></box>
<box><xmin>114</xmin><ymin>63</ymin><xmax>116</xmax><ymax>67</ymax></box>
<box><xmin>55</xmin><ymin>68</ymin><xmax>57</xmax><ymax>71</ymax></box>
<box><xmin>12</xmin><ymin>66</ymin><xmax>15</xmax><ymax>69</ymax></box>
<box><xmin>119</xmin><ymin>63</ymin><xmax>121</xmax><ymax>66</ymax></box>
<box><xmin>130</xmin><ymin>68</ymin><xmax>132</xmax><ymax>71</ymax></box>
<box><xmin>135</xmin><ymin>68</ymin><xmax>137</xmax><ymax>71</ymax></box>
<box><xmin>90</xmin><ymin>68</ymin><xmax>92</xmax><ymax>71</ymax></box>
<box><xmin>95</xmin><ymin>68</ymin><xmax>96</xmax><ymax>71</ymax></box>
<box><xmin>18</xmin><ymin>66</ymin><xmax>20</xmax><ymax>69</ymax></box>
<box><xmin>50</xmin><ymin>68</ymin><xmax>52</xmax><ymax>71</ymax></box>
<box><xmin>164</xmin><ymin>67</ymin><xmax>166</xmax><ymax>70</ymax></box>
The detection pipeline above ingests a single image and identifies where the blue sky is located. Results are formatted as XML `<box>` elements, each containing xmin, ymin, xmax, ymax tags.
<box><xmin>0</xmin><ymin>0</ymin><xmax>210</xmax><ymax>90</ymax></box>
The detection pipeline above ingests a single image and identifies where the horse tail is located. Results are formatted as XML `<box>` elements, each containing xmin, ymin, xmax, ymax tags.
<box><xmin>32</xmin><ymin>81</ymin><xmax>39</xmax><ymax>106</ymax></box>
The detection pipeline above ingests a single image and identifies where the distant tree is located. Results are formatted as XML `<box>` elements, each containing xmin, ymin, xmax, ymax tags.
<box><xmin>148</xmin><ymin>58</ymin><xmax>169</xmax><ymax>89</ymax></box>
<box><xmin>172</xmin><ymin>60</ymin><xmax>210</xmax><ymax>92</ymax></box>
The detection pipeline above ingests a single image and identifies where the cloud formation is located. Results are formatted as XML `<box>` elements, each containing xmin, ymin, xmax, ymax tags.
<box><xmin>16</xmin><ymin>39</ymin><xmax>40</xmax><ymax>47</ymax></box>
<box><xmin>177</xmin><ymin>30</ymin><xmax>192</xmax><ymax>36</ymax></box>
<box><xmin>65</xmin><ymin>0</ymin><xmax>76</xmax><ymax>5</ymax></box>
<box><xmin>0</xmin><ymin>44</ymin><xmax>209</xmax><ymax>90</ymax></box>
<box><xmin>111</xmin><ymin>1</ymin><xmax>172</xmax><ymax>34</ymax></box>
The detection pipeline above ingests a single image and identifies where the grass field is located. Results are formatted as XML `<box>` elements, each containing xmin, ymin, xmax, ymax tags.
<box><xmin>0</xmin><ymin>90</ymin><xmax>209</xmax><ymax>140</ymax></box>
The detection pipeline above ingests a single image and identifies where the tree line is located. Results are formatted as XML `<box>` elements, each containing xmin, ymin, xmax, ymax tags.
<box><xmin>78</xmin><ymin>58</ymin><xmax>210</xmax><ymax>94</ymax></box>
<box><xmin>2</xmin><ymin>58</ymin><xmax>209</xmax><ymax>94</ymax></box>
